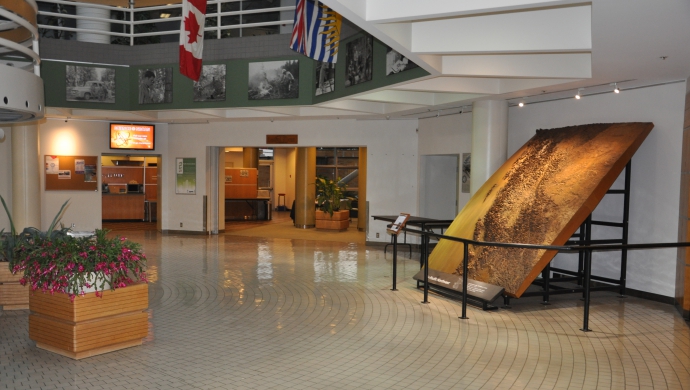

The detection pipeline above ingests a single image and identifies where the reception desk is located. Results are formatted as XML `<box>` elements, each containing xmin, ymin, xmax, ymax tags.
<box><xmin>102</xmin><ymin>193</ymin><xmax>145</xmax><ymax>220</ymax></box>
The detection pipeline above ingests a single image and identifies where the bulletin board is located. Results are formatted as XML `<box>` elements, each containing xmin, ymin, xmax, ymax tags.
<box><xmin>44</xmin><ymin>155</ymin><xmax>99</xmax><ymax>191</ymax></box>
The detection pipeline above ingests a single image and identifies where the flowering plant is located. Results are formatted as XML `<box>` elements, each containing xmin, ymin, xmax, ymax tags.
<box><xmin>1</xmin><ymin>196</ymin><xmax>147</xmax><ymax>300</ymax></box>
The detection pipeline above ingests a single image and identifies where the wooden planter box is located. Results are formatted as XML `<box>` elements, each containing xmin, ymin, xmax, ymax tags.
<box><xmin>29</xmin><ymin>282</ymin><xmax>149</xmax><ymax>360</ymax></box>
<box><xmin>315</xmin><ymin>210</ymin><xmax>350</xmax><ymax>231</ymax></box>
<box><xmin>0</xmin><ymin>264</ymin><xmax>29</xmax><ymax>310</ymax></box>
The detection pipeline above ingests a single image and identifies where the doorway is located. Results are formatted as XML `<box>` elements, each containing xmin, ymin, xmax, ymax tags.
<box><xmin>101</xmin><ymin>154</ymin><xmax>161</xmax><ymax>231</ymax></box>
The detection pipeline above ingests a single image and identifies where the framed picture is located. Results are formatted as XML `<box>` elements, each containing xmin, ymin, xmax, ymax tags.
<box><xmin>194</xmin><ymin>64</ymin><xmax>226</xmax><ymax>102</ymax></box>
<box><xmin>462</xmin><ymin>153</ymin><xmax>471</xmax><ymax>193</ymax></box>
<box><xmin>138</xmin><ymin>68</ymin><xmax>173</xmax><ymax>104</ymax></box>
<box><xmin>248</xmin><ymin>60</ymin><xmax>299</xmax><ymax>100</ymax></box>
<box><xmin>65</xmin><ymin>65</ymin><xmax>115</xmax><ymax>103</ymax></box>
<box><xmin>315</xmin><ymin>61</ymin><xmax>335</xmax><ymax>96</ymax></box>
<box><xmin>345</xmin><ymin>35</ymin><xmax>373</xmax><ymax>87</ymax></box>
<box><xmin>386</xmin><ymin>47</ymin><xmax>419</xmax><ymax>75</ymax></box>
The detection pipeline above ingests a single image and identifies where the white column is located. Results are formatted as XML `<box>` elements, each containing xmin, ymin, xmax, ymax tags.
<box><xmin>11</xmin><ymin>123</ymin><xmax>41</xmax><ymax>231</ymax></box>
<box><xmin>76</xmin><ymin>5</ymin><xmax>111</xmax><ymax>44</ymax></box>
<box><xmin>470</xmin><ymin>100</ymin><xmax>508</xmax><ymax>195</ymax></box>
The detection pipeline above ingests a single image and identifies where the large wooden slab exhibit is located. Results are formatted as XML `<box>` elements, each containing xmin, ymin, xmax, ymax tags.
<box><xmin>428</xmin><ymin>123</ymin><xmax>654</xmax><ymax>297</ymax></box>
<box><xmin>29</xmin><ymin>283</ymin><xmax>149</xmax><ymax>359</ymax></box>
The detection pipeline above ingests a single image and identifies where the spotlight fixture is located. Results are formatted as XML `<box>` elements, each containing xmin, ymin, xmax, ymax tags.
<box><xmin>575</xmin><ymin>88</ymin><xmax>583</xmax><ymax>100</ymax></box>
<box><xmin>613</xmin><ymin>83</ymin><xmax>620</xmax><ymax>93</ymax></box>
<box><xmin>518</xmin><ymin>102</ymin><xmax>524</xmax><ymax>107</ymax></box>
<box><xmin>436</xmin><ymin>111</ymin><xmax>440</xmax><ymax>118</ymax></box>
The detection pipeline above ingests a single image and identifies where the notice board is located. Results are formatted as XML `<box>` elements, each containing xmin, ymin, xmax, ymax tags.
<box><xmin>44</xmin><ymin>155</ymin><xmax>99</xmax><ymax>191</ymax></box>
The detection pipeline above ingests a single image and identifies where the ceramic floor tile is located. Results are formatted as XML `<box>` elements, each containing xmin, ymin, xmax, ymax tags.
<box><xmin>1</xmin><ymin>232</ymin><xmax>690</xmax><ymax>389</ymax></box>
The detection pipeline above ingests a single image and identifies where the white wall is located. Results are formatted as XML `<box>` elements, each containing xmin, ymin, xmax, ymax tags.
<box><xmin>38</xmin><ymin>119</ymin><xmax>169</xmax><ymax>232</ymax></box>
<box><xmin>418</xmin><ymin>113</ymin><xmax>473</xmax><ymax>213</ymax></box>
<box><xmin>0</xmin><ymin>127</ymin><xmax>11</xmax><ymax>231</ymax></box>
<box><xmin>508</xmin><ymin>82</ymin><xmax>687</xmax><ymax>297</ymax></box>
<box><xmin>167</xmin><ymin>119</ymin><xmax>419</xmax><ymax>242</ymax></box>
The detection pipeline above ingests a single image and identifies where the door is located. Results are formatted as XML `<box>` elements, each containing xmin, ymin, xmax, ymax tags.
<box><xmin>420</xmin><ymin>154</ymin><xmax>459</xmax><ymax>220</ymax></box>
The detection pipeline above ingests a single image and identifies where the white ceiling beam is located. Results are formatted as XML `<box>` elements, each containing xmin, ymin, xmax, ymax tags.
<box><xmin>70</xmin><ymin>109</ymin><xmax>155</xmax><ymax>120</ymax></box>
<box><xmin>353</xmin><ymin>90</ymin><xmax>437</xmax><ymax>105</ymax></box>
<box><xmin>156</xmin><ymin>110</ymin><xmax>219</xmax><ymax>120</ymax></box>
<box><xmin>382</xmin><ymin>102</ymin><xmax>427</xmax><ymax>115</ymax></box>
<box><xmin>249</xmin><ymin>106</ymin><xmax>301</xmax><ymax>116</ymax></box>
<box><xmin>318</xmin><ymin>99</ymin><xmax>387</xmax><ymax>114</ymax></box>
<box><xmin>411</xmin><ymin>5</ymin><xmax>591</xmax><ymax>54</ymax></box>
<box><xmin>497</xmin><ymin>78</ymin><xmax>578</xmax><ymax>94</ymax></box>
<box><xmin>442</xmin><ymin>53</ymin><xmax>591</xmax><ymax>78</ymax></box>
<box><xmin>391</xmin><ymin>77</ymin><xmax>501</xmax><ymax>94</ymax></box>
<box><xmin>298</xmin><ymin>107</ymin><xmax>366</xmax><ymax>116</ymax></box>
<box><xmin>366</xmin><ymin>0</ymin><xmax>583</xmax><ymax>23</ymax></box>
<box><xmin>224</xmin><ymin>109</ymin><xmax>287</xmax><ymax>118</ymax></box>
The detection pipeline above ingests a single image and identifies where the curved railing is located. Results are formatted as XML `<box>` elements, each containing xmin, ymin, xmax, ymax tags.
<box><xmin>389</xmin><ymin>225</ymin><xmax>690</xmax><ymax>332</ymax></box>
<box><xmin>0</xmin><ymin>0</ymin><xmax>44</xmax><ymax>122</ymax></box>
<box><xmin>36</xmin><ymin>0</ymin><xmax>296</xmax><ymax>46</ymax></box>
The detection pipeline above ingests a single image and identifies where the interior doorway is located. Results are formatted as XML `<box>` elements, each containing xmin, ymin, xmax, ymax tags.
<box><xmin>420</xmin><ymin>154</ymin><xmax>459</xmax><ymax>220</ymax></box>
<box><xmin>101</xmin><ymin>154</ymin><xmax>161</xmax><ymax>231</ymax></box>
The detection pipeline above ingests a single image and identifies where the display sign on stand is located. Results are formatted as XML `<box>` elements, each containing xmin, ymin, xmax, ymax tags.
<box><xmin>387</xmin><ymin>213</ymin><xmax>410</xmax><ymax>235</ymax></box>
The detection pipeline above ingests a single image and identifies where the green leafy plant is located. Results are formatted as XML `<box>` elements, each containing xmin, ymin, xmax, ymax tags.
<box><xmin>316</xmin><ymin>177</ymin><xmax>346</xmax><ymax>216</ymax></box>
<box><xmin>0</xmin><ymin>195</ymin><xmax>147</xmax><ymax>301</ymax></box>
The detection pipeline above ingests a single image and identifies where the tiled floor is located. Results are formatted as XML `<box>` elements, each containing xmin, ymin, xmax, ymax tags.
<box><xmin>2</xmin><ymin>231</ymin><xmax>690</xmax><ymax>389</ymax></box>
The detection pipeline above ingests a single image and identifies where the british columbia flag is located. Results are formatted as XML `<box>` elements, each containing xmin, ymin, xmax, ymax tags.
<box><xmin>289</xmin><ymin>0</ymin><xmax>341</xmax><ymax>63</ymax></box>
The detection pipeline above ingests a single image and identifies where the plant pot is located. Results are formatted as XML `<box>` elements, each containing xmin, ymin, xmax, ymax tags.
<box><xmin>0</xmin><ymin>264</ymin><xmax>29</xmax><ymax>310</ymax></box>
<box><xmin>315</xmin><ymin>210</ymin><xmax>350</xmax><ymax>231</ymax></box>
<box><xmin>29</xmin><ymin>282</ymin><xmax>149</xmax><ymax>360</ymax></box>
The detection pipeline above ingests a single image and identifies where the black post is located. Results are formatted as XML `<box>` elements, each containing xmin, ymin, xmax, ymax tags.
<box><xmin>422</xmin><ymin>233</ymin><xmax>430</xmax><ymax>304</ymax></box>
<box><xmin>577</xmin><ymin>220</ymin><xmax>585</xmax><ymax>285</ymax></box>
<box><xmin>459</xmin><ymin>243</ymin><xmax>469</xmax><ymax>319</ymax></box>
<box><xmin>581</xmin><ymin>248</ymin><xmax>592</xmax><ymax>332</ymax></box>
<box><xmin>541</xmin><ymin>262</ymin><xmax>551</xmax><ymax>305</ymax></box>
<box><xmin>582</xmin><ymin>215</ymin><xmax>592</xmax><ymax>299</ymax></box>
<box><xmin>620</xmin><ymin>161</ymin><xmax>631</xmax><ymax>297</ymax></box>
<box><xmin>391</xmin><ymin>233</ymin><xmax>398</xmax><ymax>291</ymax></box>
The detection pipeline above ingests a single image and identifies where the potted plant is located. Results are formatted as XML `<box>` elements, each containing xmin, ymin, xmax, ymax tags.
<box><xmin>0</xmin><ymin>196</ymin><xmax>149</xmax><ymax>359</ymax></box>
<box><xmin>315</xmin><ymin>177</ymin><xmax>350</xmax><ymax>231</ymax></box>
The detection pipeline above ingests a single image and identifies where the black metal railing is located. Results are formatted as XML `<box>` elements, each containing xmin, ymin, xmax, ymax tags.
<box><xmin>388</xmin><ymin>225</ymin><xmax>690</xmax><ymax>332</ymax></box>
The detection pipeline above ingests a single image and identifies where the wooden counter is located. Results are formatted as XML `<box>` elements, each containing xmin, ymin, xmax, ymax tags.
<box><xmin>102</xmin><ymin>193</ymin><xmax>145</xmax><ymax>220</ymax></box>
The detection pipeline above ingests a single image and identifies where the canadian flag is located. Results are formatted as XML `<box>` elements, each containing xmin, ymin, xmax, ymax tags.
<box><xmin>179</xmin><ymin>0</ymin><xmax>207</xmax><ymax>81</ymax></box>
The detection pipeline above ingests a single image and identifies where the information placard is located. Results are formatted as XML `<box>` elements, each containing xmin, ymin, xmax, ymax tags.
<box><xmin>387</xmin><ymin>213</ymin><xmax>410</xmax><ymax>235</ymax></box>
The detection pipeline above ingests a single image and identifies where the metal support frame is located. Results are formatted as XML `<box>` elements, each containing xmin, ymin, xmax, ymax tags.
<box><xmin>520</xmin><ymin>161</ymin><xmax>632</xmax><ymax>303</ymax></box>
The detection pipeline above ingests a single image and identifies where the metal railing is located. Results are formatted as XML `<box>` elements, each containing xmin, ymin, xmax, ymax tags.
<box><xmin>36</xmin><ymin>0</ymin><xmax>295</xmax><ymax>46</ymax></box>
<box><xmin>389</xmin><ymin>225</ymin><xmax>690</xmax><ymax>332</ymax></box>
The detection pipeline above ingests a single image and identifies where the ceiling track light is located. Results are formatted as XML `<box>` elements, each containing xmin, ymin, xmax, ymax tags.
<box><xmin>613</xmin><ymin>83</ymin><xmax>620</xmax><ymax>93</ymax></box>
<box><xmin>518</xmin><ymin>102</ymin><xmax>524</xmax><ymax>107</ymax></box>
<box><xmin>575</xmin><ymin>88</ymin><xmax>584</xmax><ymax>100</ymax></box>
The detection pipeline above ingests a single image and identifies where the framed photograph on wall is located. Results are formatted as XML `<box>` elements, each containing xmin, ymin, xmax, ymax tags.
<box><xmin>462</xmin><ymin>153</ymin><xmax>471</xmax><ymax>193</ymax></box>
<box><xmin>385</xmin><ymin>47</ymin><xmax>419</xmax><ymax>75</ymax></box>
<box><xmin>345</xmin><ymin>35</ymin><xmax>373</xmax><ymax>87</ymax></box>
<box><xmin>248</xmin><ymin>60</ymin><xmax>299</xmax><ymax>100</ymax></box>
<box><xmin>315</xmin><ymin>61</ymin><xmax>335</xmax><ymax>96</ymax></box>
<box><xmin>65</xmin><ymin>65</ymin><xmax>115</xmax><ymax>103</ymax></box>
<box><xmin>193</xmin><ymin>64</ymin><xmax>226</xmax><ymax>102</ymax></box>
<box><xmin>139</xmin><ymin>68</ymin><xmax>173</xmax><ymax>104</ymax></box>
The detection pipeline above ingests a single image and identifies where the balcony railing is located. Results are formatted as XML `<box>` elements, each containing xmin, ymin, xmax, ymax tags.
<box><xmin>37</xmin><ymin>0</ymin><xmax>296</xmax><ymax>46</ymax></box>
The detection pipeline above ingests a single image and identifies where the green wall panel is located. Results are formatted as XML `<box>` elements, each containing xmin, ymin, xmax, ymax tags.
<box><xmin>41</xmin><ymin>34</ymin><xmax>429</xmax><ymax>113</ymax></box>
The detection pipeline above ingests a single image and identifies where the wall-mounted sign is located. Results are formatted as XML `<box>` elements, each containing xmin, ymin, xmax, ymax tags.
<box><xmin>266</xmin><ymin>134</ymin><xmax>298</xmax><ymax>144</ymax></box>
<box><xmin>110</xmin><ymin>123</ymin><xmax>155</xmax><ymax>150</ymax></box>
<box><xmin>175</xmin><ymin>158</ymin><xmax>196</xmax><ymax>195</ymax></box>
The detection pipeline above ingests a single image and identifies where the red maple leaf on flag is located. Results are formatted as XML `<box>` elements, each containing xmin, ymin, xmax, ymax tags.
<box><xmin>184</xmin><ymin>11</ymin><xmax>201</xmax><ymax>45</ymax></box>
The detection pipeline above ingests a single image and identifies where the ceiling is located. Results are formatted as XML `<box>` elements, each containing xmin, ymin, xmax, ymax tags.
<box><xmin>49</xmin><ymin>0</ymin><xmax>690</xmax><ymax>123</ymax></box>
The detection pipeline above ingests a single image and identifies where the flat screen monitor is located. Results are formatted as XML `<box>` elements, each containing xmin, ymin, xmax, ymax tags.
<box><xmin>110</xmin><ymin>123</ymin><xmax>155</xmax><ymax>150</ymax></box>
